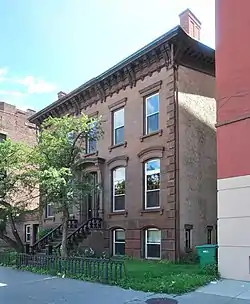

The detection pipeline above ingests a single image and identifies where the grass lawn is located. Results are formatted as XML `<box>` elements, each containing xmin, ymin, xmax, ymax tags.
<box><xmin>118</xmin><ymin>259</ymin><xmax>218</xmax><ymax>295</ymax></box>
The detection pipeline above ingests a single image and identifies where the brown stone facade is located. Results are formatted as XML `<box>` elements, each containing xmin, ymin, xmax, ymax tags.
<box><xmin>30</xmin><ymin>26</ymin><xmax>216</xmax><ymax>260</ymax></box>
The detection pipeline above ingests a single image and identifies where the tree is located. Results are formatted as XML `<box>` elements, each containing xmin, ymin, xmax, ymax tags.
<box><xmin>0</xmin><ymin>139</ymin><xmax>39</xmax><ymax>252</ymax></box>
<box><xmin>36</xmin><ymin>114</ymin><xmax>103</xmax><ymax>257</ymax></box>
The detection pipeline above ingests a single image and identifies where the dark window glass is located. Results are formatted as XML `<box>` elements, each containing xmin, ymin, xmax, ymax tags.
<box><xmin>0</xmin><ymin>133</ymin><xmax>6</xmax><ymax>143</ymax></box>
<box><xmin>146</xmin><ymin>191</ymin><xmax>159</xmax><ymax>208</ymax></box>
<box><xmin>207</xmin><ymin>226</ymin><xmax>213</xmax><ymax>244</ymax></box>
<box><xmin>185</xmin><ymin>228</ymin><xmax>192</xmax><ymax>250</ymax></box>
<box><xmin>114</xmin><ymin>126</ymin><xmax>124</xmax><ymax>145</ymax></box>
<box><xmin>147</xmin><ymin>244</ymin><xmax>160</xmax><ymax>258</ymax></box>
<box><xmin>147</xmin><ymin>113</ymin><xmax>159</xmax><ymax>134</ymax></box>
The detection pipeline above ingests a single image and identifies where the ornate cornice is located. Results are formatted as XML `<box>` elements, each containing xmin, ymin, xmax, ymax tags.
<box><xmin>107</xmin><ymin>155</ymin><xmax>129</xmax><ymax>170</ymax></box>
<box><xmin>137</xmin><ymin>146</ymin><xmax>165</xmax><ymax>163</ymax></box>
<box><xmin>29</xmin><ymin>26</ymin><xmax>215</xmax><ymax>124</ymax></box>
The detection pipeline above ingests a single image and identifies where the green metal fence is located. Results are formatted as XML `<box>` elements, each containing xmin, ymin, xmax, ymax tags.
<box><xmin>0</xmin><ymin>252</ymin><xmax>126</xmax><ymax>284</ymax></box>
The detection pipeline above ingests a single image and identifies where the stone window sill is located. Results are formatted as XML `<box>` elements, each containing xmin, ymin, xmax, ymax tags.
<box><xmin>84</xmin><ymin>151</ymin><xmax>98</xmax><ymax>158</ymax></box>
<box><xmin>43</xmin><ymin>216</ymin><xmax>55</xmax><ymax>222</ymax></box>
<box><xmin>108</xmin><ymin>141</ymin><xmax>127</xmax><ymax>152</ymax></box>
<box><xmin>140</xmin><ymin>129</ymin><xmax>163</xmax><ymax>142</ymax></box>
<box><xmin>108</xmin><ymin>210</ymin><xmax>128</xmax><ymax>218</ymax></box>
<box><xmin>140</xmin><ymin>208</ymin><xmax>164</xmax><ymax>216</ymax></box>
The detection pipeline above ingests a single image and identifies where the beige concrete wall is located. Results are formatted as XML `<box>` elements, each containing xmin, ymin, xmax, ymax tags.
<box><xmin>178</xmin><ymin>66</ymin><xmax>217</xmax><ymax>253</ymax></box>
<box><xmin>218</xmin><ymin>174</ymin><xmax>250</xmax><ymax>281</ymax></box>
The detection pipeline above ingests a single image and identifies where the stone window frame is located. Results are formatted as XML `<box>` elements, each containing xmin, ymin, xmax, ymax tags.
<box><xmin>112</xmin><ymin>228</ymin><xmax>126</xmax><ymax>256</ymax></box>
<box><xmin>107</xmin><ymin>156</ymin><xmax>129</xmax><ymax>214</ymax></box>
<box><xmin>137</xmin><ymin>146</ymin><xmax>164</xmax><ymax>210</ymax></box>
<box><xmin>139</xmin><ymin>80</ymin><xmax>163</xmax><ymax>141</ymax></box>
<box><xmin>108</xmin><ymin>98</ymin><xmax>127</xmax><ymax>151</ymax></box>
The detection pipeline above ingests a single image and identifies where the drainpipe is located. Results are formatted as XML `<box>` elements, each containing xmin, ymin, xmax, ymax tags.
<box><xmin>173</xmin><ymin>61</ymin><xmax>180</xmax><ymax>262</ymax></box>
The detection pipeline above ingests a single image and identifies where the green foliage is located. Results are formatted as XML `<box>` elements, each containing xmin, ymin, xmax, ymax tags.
<box><xmin>0</xmin><ymin>251</ymin><xmax>219</xmax><ymax>294</ymax></box>
<box><xmin>36</xmin><ymin>115</ymin><xmax>103</xmax><ymax>214</ymax></box>
<box><xmin>0</xmin><ymin>139</ymin><xmax>39</xmax><ymax>251</ymax></box>
<box><xmin>38</xmin><ymin>228</ymin><xmax>53</xmax><ymax>240</ymax></box>
<box><xmin>118</xmin><ymin>259</ymin><xmax>219</xmax><ymax>294</ymax></box>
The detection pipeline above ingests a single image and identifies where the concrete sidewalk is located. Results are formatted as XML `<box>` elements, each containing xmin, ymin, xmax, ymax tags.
<box><xmin>0</xmin><ymin>267</ymin><xmax>250</xmax><ymax>303</ymax></box>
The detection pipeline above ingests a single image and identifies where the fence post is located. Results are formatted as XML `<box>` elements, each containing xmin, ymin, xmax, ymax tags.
<box><xmin>46</xmin><ymin>245</ymin><xmax>53</xmax><ymax>255</ymax></box>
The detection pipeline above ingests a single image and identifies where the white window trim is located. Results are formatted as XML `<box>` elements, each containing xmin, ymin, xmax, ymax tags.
<box><xmin>145</xmin><ymin>93</ymin><xmax>159</xmax><ymax>135</ymax></box>
<box><xmin>113</xmin><ymin>229</ymin><xmax>125</xmax><ymax>256</ymax></box>
<box><xmin>112</xmin><ymin>167</ymin><xmax>125</xmax><ymax>212</ymax></box>
<box><xmin>113</xmin><ymin>108</ymin><xmax>124</xmax><ymax>145</ymax></box>
<box><xmin>145</xmin><ymin>228</ymin><xmax>161</xmax><ymax>260</ymax></box>
<box><xmin>46</xmin><ymin>203</ymin><xmax>53</xmax><ymax>218</ymax></box>
<box><xmin>25</xmin><ymin>224</ymin><xmax>31</xmax><ymax>243</ymax></box>
<box><xmin>144</xmin><ymin>160</ymin><xmax>160</xmax><ymax>210</ymax></box>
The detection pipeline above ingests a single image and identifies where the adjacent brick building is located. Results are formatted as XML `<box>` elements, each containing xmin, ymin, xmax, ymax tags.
<box><xmin>216</xmin><ymin>0</ymin><xmax>250</xmax><ymax>280</ymax></box>
<box><xmin>0</xmin><ymin>101</ymin><xmax>39</xmax><ymax>250</ymax></box>
<box><xmin>30</xmin><ymin>9</ymin><xmax>217</xmax><ymax>260</ymax></box>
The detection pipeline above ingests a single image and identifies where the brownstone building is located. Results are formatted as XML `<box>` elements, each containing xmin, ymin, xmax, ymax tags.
<box><xmin>0</xmin><ymin>101</ymin><xmax>39</xmax><ymax>250</ymax></box>
<box><xmin>29</xmin><ymin>9</ymin><xmax>216</xmax><ymax>260</ymax></box>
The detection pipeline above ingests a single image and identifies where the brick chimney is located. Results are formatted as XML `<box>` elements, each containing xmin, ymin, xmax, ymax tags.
<box><xmin>57</xmin><ymin>91</ymin><xmax>67</xmax><ymax>99</ymax></box>
<box><xmin>179</xmin><ymin>8</ymin><xmax>201</xmax><ymax>41</ymax></box>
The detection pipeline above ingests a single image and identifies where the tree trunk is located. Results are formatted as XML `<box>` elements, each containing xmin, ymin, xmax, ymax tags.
<box><xmin>9</xmin><ymin>213</ymin><xmax>24</xmax><ymax>253</ymax></box>
<box><xmin>0</xmin><ymin>233</ymin><xmax>23</xmax><ymax>252</ymax></box>
<box><xmin>61</xmin><ymin>207</ymin><xmax>69</xmax><ymax>258</ymax></box>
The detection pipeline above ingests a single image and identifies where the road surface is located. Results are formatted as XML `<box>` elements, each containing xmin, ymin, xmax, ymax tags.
<box><xmin>0</xmin><ymin>266</ymin><xmax>249</xmax><ymax>303</ymax></box>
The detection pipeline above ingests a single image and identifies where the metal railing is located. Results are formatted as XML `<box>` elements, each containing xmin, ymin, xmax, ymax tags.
<box><xmin>0</xmin><ymin>252</ymin><xmax>126</xmax><ymax>284</ymax></box>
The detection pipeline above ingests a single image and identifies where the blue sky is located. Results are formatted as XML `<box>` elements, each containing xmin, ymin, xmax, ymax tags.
<box><xmin>0</xmin><ymin>0</ymin><xmax>215</xmax><ymax>111</ymax></box>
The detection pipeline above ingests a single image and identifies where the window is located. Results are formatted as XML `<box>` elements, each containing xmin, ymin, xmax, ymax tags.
<box><xmin>46</xmin><ymin>203</ymin><xmax>53</xmax><ymax>217</ymax></box>
<box><xmin>25</xmin><ymin>225</ymin><xmax>31</xmax><ymax>243</ymax></box>
<box><xmin>112</xmin><ymin>167</ymin><xmax>125</xmax><ymax>211</ymax></box>
<box><xmin>113</xmin><ymin>108</ymin><xmax>124</xmax><ymax>145</ymax></box>
<box><xmin>0</xmin><ymin>133</ymin><xmax>6</xmax><ymax>143</ymax></box>
<box><xmin>86</xmin><ymin>138</ymin><xmax>97</xmax><ymax>154</ymax></box>
<box><xmin>144</xmin><ymin>159</ymin><xmax>160</xmax><ymax>209</ymax></box>
<box><xmin>185</xmin><ymin>225</ymin><xmax>193</xmax><ymax>251</ymax></box>
<box><xmin>113</xmin><ymin>229</ymin><xmax>125</xmax><ymax>256</ymax></box>
<box><xmin>145</xmin><ymin>228</ymin><xmax>161</xmax><ymax>259</ymax></box>
<box><xmin>86</xmin><ymin>121</ymin><xmax>97</xmax><ymax>154</ymax></box>
<box><xmin>207</xmin><ymin>226</ymin><xmax>213</xmax><ymax>244</ymax></box>
<box><xmin>145</xmin><ymin>93</ymin><xmax>159</xmax><ymax>134</ymax></box>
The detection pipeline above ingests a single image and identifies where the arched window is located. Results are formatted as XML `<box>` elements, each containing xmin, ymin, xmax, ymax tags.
<box><xmin>144</xmin><ymin>159</ymin><xmax>160</xmax><ymax>209</ymax></box>
<box><xmin>112</xmin><ymin>167</ymin><xmax>125</xmax><ymax>212</ymax></box>
<box><xmin>145</xmin><ymin>228</ymin><xmax>161</xmax><ymax>259</ymax></box>
<box><xmin>113</xmin><ymin>228</ymin><xmax>125</xmax><ymax>256</ymax></box>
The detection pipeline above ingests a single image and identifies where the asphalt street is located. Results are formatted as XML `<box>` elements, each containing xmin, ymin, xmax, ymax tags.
<box><xmin>0</xmin><ymin>266</ymin><xmax>249</xmax><ymax>304</ymax></box>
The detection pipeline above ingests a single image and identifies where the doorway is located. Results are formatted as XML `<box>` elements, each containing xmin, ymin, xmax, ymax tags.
<box><xmin>80</xmin><ymin>172</ymin><xmax>98</xmax><ymax>223</ymax></box>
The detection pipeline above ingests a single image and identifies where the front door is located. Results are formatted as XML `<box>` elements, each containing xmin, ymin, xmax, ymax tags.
<box><xmin>80</xmin><ymin>172</ymin><xmax>98</xmax><ymax>222</ymax></box>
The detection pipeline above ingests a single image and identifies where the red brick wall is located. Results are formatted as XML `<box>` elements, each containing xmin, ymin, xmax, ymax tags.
<box><xmin>216</xmin><ymin>0</ymin><xmax>250</xmax><ymax>179</ymax></box>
